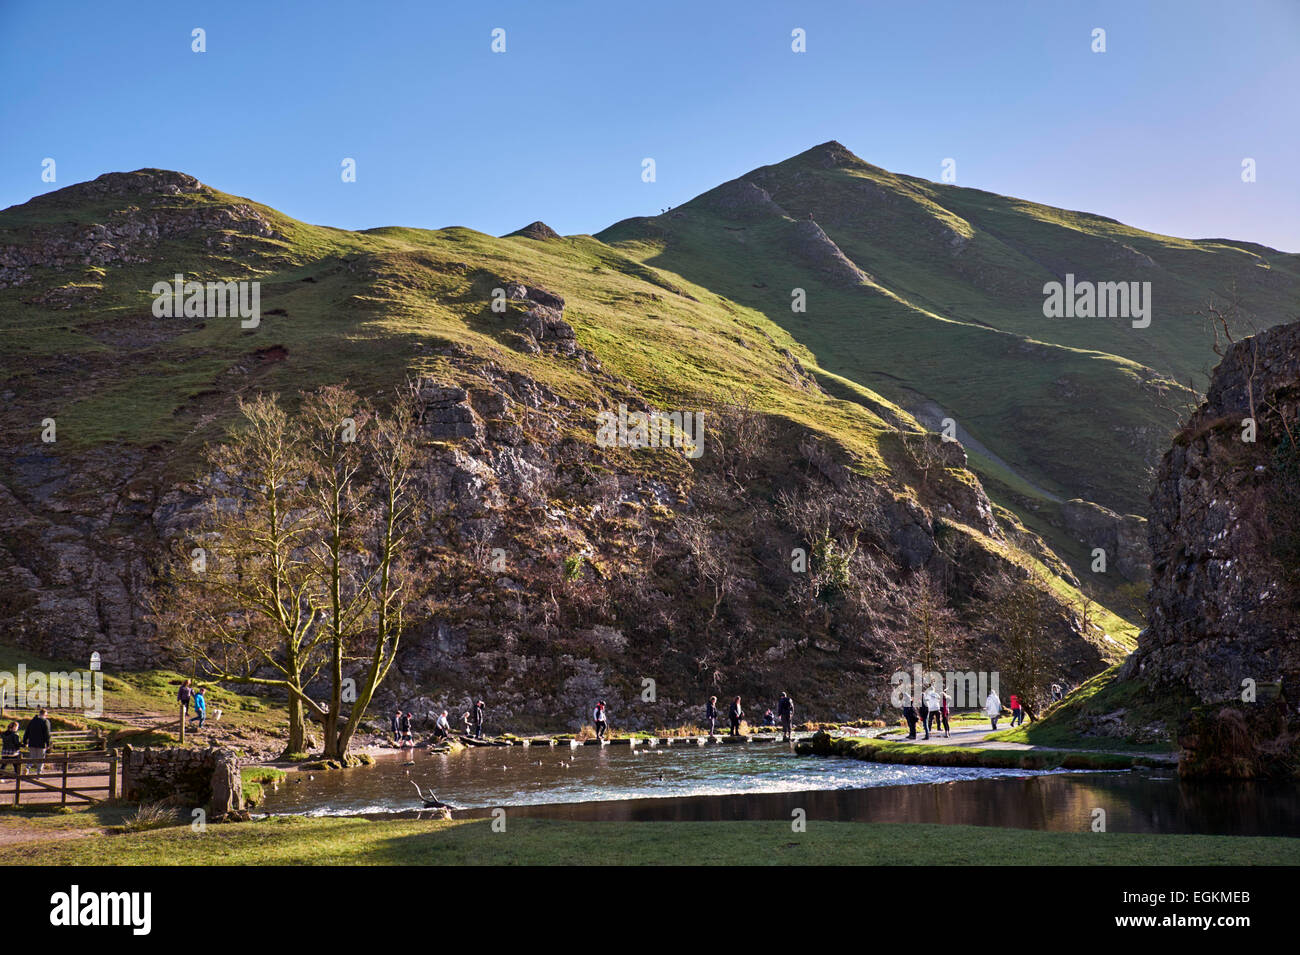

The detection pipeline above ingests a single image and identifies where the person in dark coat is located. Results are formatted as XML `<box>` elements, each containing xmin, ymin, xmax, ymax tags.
<box><xmin>777</xmin><ymin>691</ymin><xmax>795</xmax><ymax>742</ymax></box>
<box><xmin>399</xmin><ymin>712</ymin><xmax>413</xmax><ymax>747</ymax></box>
<box><xmin>472</xmin><ymin>700</ymin><xmax>485</xmax><ymax>738</ymax></box>
<box><xmin>728</xmin><ymin>696</ymin><xmax>744</xmax><ymax>736</ymax></box>
<box><xmin>901</xmin><ymin>696</ymin><xmax>919</xmax><ymax>740</ymax></box>
<box><xmin>22</xmin><ymin>707</ymin><xmax>52</xmax><ymax>775</ymax></box>
<box><xmin>1</xmin><ymin>721</ymin><xmax>22</xmax><ymax>775</ymax></box>
<box><xmin>177</xmin><ymin>679</ymin><xmax>193</xmax><ymax>716</ymax></box>
<box><xmin>705</xmin><ymin>696</ymin><xmax>718</xmax><ymax>737</ymax></box>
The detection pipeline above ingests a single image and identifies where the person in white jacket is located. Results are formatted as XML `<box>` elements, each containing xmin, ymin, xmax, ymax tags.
<box><xmin>985</xmin><ymin>690</ymin><xmax>1002</xmax><ymax>730</ymax></box>
<box><xmin>923</xmin><ymin>686</ymin><xmax>942</xmax><ymax>739</ymax></box>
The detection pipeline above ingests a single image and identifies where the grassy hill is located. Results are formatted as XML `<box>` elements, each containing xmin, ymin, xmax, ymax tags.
<box><xmin>598</xmin><ymin>141</ymin><xmax>1300</xmax><ymax>571</ymax></box>
<box><xmin>0</xmin><ymin>170</ymin><xmax>901</xmax><ymax>471</ymax></box>
<box><xmin>0</xmin><ymin>157</ymin><xmax>1198</xmax><ymax>724</ymax></box>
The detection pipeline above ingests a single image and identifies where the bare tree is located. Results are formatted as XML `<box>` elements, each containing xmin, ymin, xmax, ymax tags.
<box><xmin>151</xmin><ymin>394</ymin><xmax>324</xmax><ymax>755</ymax></box>
<box><xmin>709</xmin><ymin>398</ymin><xmax>773</xmax><ymax>490</ymax></box>
<box><xmin>976</xmin><ymin>565</ymin><xmax>1058</xmax><ymax>721</ymax></box>
<box><xmin>299</xmin><ymin>387</ymin><xmax>424</xmax><ymax>760</ymax></box>
<box><xmin>1202</xmin><ymin>283</ymin><xmax>1262</xmax><ymax>422</ymax></box>
<box><xmin>901</xmin><ymin>430</ymin><xmax>947</xmax><ymax>494</ymax></box>
<box><xmin>886</xmin><ymin>570</ymin><xmax>961</xmax><ymax>675</ymax></box>
<box><xmin>152</xmin><ymin>387</ymin><xmax>425</xmax><ymax>760</ymax></box>
<box><xmin>677</xmin><ymin>513</ymin><xmax>734</xmax><ymax>638</ymax></box>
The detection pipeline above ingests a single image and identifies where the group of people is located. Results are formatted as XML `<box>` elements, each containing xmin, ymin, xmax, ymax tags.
<box><xmin>176</xmin><ymin>679</ymin><xmax>207</xmax><ymax>730</ymax></box>
<box><xmin>900</xmin><ymin>686</ymin><xmax>1039</xmax><ymax>738</ymax></box>
<box><xmin>0</xmin><ymin>708</ymin><xmax>53</xmax><ymax>775</ymax></box>
<box><xmin>381</xmin><ymin>691</ymin><xmax>799</xmax><ymax>748</ymax></box>
<box><xmin>705</xmin><ymin>692</ymin><xmax>795</xmax><ymax>741</ymax></box>
<box><xmin>397</xmin><ymin>700</ymin><xmax>486</xmax><ymax>746</ymax></box>
<box><xmin>900</xmin><ymin>685</ymin><xmax>951</xmax><ymax>739</ymax></box>
<box><xmin>984</xmin><ymin>690</ymin><xmax>1027</xmax><ymax>730</ymax></box>
<box><xmin>390</xmin><ymin>709</ymin><xmax>416</xmax><ymax>746</ymax></box>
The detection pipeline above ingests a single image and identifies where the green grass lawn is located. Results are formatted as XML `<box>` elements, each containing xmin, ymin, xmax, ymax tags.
<box><xmin>0</xmin><ymin>814</ymin><xmax>1294</xmax><ymax>866</ymax></box>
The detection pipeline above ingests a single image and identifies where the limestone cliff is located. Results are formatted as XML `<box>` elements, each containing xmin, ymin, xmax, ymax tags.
<box><xmin>1138</xmin><ymin>319</ymin><xmax>1300</xmax><ymax>776</ymax></box>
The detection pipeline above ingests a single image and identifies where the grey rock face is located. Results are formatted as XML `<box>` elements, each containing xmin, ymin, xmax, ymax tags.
<box><xmin>1060</xmin><ymin>498</ymin><xmax>1151</xmax><ymax>583</ymax></box>
<box><xmin>1138</xmin><ymin>319</ymin><xmax>1300</xmax><ymax>705</ymax></box>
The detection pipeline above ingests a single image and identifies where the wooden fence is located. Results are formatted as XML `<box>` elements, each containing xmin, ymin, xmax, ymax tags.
<box><xmin>0</xmin><ymin>749</ymin><xmax>118</xmax><ymax>806</ymax></box>
<box><xmin>51</xmin><ymin>729</ymin><xmax>106</xmax><ymax>752</ymax></box>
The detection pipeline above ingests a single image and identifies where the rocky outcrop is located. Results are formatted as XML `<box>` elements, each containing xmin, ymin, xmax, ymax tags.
<box><xmin>506</xmin><ymin>221</ymin><xmax>561</xmax><ymax>241</ymax></box>
<box><xmin>501</xmin><ymin>283</ymin><xmax>588</xmax><ymax>359</ymax></box>
<box><xmin>1138</xmin><ymin>319</ymin><xmax>1300</xmax><ymax>775</ymax></box>
<box><xmin>1139</xmin><ymin>320</ymin><xmax>1300</xmax><ymax>704</ymax></box>
<box><xmin>0</xmin><ymin>170</ymin><xmax>284</xmax><ymax>288</ymax></box>
<box><xmin>1060</xmin><ymin>499</ymin><xmax>1150</xmax><ymax>583</ymax></box>
<box><xmin>419</xmin><ymin>383</ymin><xmax>482</xmax><ymax>441</ymax></box>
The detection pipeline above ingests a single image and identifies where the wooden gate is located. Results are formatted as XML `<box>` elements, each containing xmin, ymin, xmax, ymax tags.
<box><xmin>0</xmin><ymin>750</ymin><xmax>118</xmax><ymax>805</ymax></box>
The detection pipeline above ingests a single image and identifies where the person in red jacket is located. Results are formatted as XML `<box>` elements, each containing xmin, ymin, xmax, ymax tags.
<box><xmin>1009</xmin><ymin>693</ymin><xmax>1024</xmax><ymax>727</ymax></box>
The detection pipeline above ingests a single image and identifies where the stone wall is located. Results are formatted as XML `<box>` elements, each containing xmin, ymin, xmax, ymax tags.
<box><xmin>121</xmin><ymin>745</ymin><xmax>244</xmax><ymax>818</ymax></box>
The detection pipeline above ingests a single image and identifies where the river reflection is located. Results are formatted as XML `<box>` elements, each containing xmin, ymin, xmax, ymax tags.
<box><xmin>259</xmin><ymin>743</ymin><xmax>1298</xmax><ymax>836</ymax></box>
<box><xmin>478</xmin><ymin>773</ymin><xmax>1298</xmax><ymax>837</ymax></box>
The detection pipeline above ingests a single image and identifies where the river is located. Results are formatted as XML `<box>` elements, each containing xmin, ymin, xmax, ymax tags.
<box><xmin>257</xmin><ymin>742</ymin><xmax>1299</xmax><ymax>836</ymax></box>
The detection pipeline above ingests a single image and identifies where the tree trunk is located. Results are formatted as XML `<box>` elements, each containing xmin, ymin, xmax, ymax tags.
<box><xmin>334</xmin><ymin>722</ymin><xmax>356</xmax><ymax>760</ymax></box>
<box><xmin>284</xmin><ymin>695</ymin><xmax>308</xmax><ymax>757</ymax></box>
<box><xmin>321</xmin><ymin>711</ymin><xmax>342</xmax><ymax>760</ymax></box>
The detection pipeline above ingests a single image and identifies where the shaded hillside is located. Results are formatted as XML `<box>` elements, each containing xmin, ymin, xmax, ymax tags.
<box><xmin>2</xmin><ymin>166</ymin><xmax>1138</xmax><ymax>727</ymax></box>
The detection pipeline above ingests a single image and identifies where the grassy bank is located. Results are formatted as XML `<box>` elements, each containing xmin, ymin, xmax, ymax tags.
<box><xmin>0</xmin><ymin>814</ymin><xmax>1294</xmax><ymax>865</ymax></box>
<box><xmin>986</xmin><ymin>666</ymin><xmax>1191</xmax><ymax>752</ymax></box>
<box><xmin>797</xmin><ymin>732</ymin><xmax>1168</xmax><ymax>770</ymax></box>
<box><xmin>0</xmin><ymin>642</ymin><xmax>287</xmax><ymax>749</ymax></box>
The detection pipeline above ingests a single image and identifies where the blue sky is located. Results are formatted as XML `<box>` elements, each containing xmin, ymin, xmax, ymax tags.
<box><xmin>3</xmin><ymin>0</ymin><xmax>1297</xmax><ymax>249</ymax></box>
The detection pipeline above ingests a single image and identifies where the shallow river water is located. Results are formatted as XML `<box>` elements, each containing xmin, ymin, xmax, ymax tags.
<box><xmin>258</xmin><ymin>742</ymin><xmax>1298</xmax><ymax>837</ymax></box>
